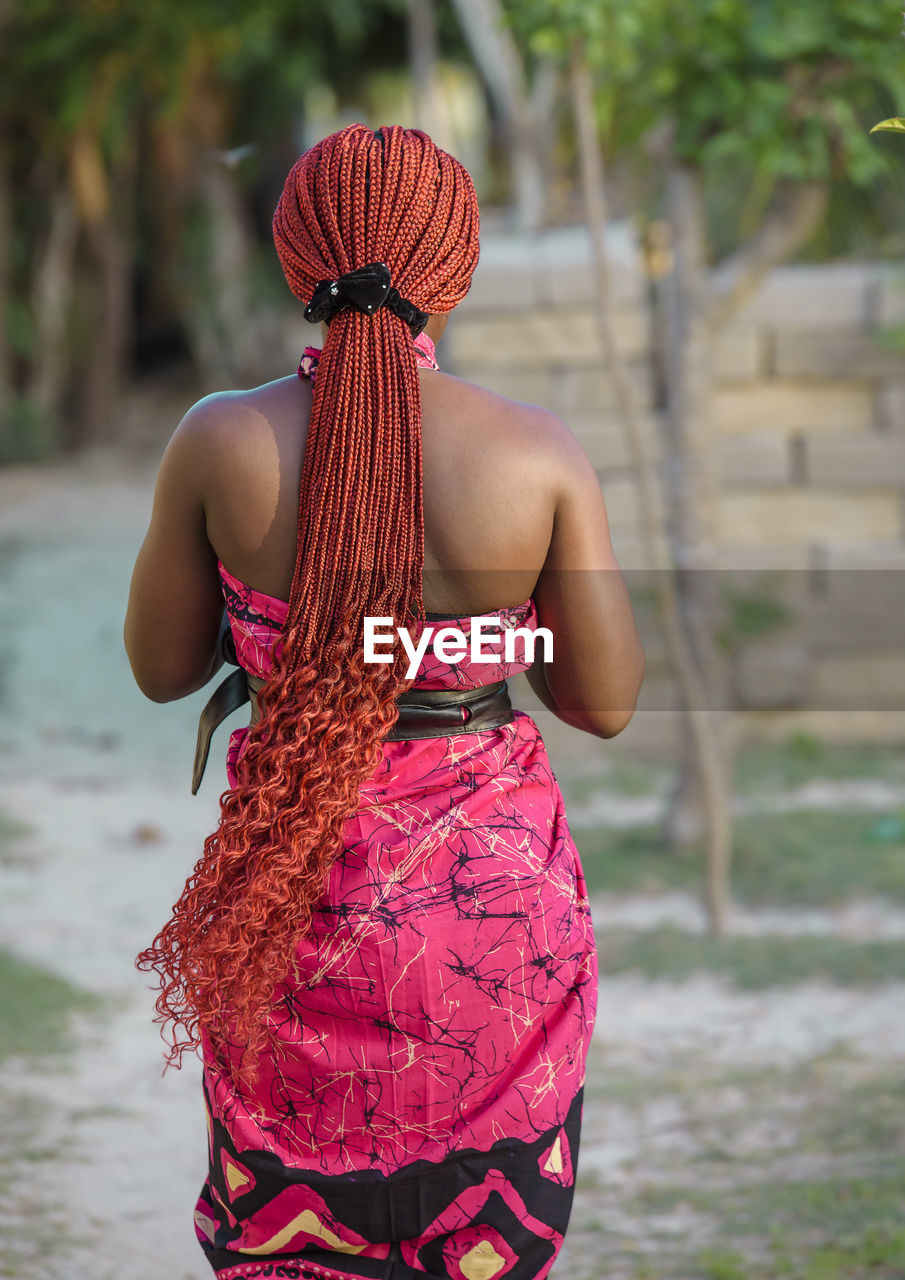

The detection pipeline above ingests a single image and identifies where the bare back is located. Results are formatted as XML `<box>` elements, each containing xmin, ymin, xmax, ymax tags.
<box><xmin>199</xmin><ymin>353</ymin><xmax>645</xmax><ymax>737</ymax></box>
<box><xmin>201</xmin><ymin>365</ymin><xmax>558</xmax><ymax>616</ymax></box>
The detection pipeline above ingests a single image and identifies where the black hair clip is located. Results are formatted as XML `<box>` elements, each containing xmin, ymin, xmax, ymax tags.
<box><xmin>305</xmin><ymin>262</ymin><xmax>429</xmax><ymax>337</ymax></box>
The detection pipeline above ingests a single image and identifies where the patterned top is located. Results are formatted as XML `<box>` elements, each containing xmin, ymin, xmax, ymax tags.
<box><xmin>217</xmin><ymin>559</ymin><xmax>540</xmax><ymax>692</ymax></box>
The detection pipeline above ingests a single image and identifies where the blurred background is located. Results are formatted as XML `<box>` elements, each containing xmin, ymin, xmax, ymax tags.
<box><xmin>2</xmin><ymin>2</ymin><xmax>905</xmax><ymax>1278</ymax></box>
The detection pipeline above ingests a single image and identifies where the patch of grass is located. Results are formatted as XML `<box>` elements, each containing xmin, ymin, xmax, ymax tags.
<box><xmin>576</xmin><ymin>808</ymin><xmax>905</xmax><ymax>906</ymax></box>
<box><xmin>0</xmin><ymin>792</ymin><xmax>108</xmax><ymax>1063</ymax></box>
<box><xmin>564</xmin><ymin>735</ymin><xmax>905</xmax><ymax>815</ymax></box>
<box><xmin>730</xmin><ymin>810</ymin><xmax>905</xmax><ymax>905</ymax></box>
<box><xmin>0</xmin><ymin>809</ymin><xmax>32</xmax><ymax>841</ymax></box>
<box><xmin>633</xmin><ymin>1163</ymin><xmax>905</xmax><ymax>1279</ymax></box>
<box><xmin>559</xmin><ymin>757</ymin><xmax>669</xmax><ymax>807</ymax></box>
<box><xmin>577</xmin><ymin>823</ymin><xmax>698</xmax><ymax>897</ymax></box>
<box><xmin>0</xmin><ymin>948</ymin><xmax>112</xmax><ymax>1270</ymax></box>
<box><xmin>582</xmin><ymin>1055</ymin><xmax>813</xmax><ymax>1108</ymax></box>
<box><xmin>598</xmin><ymin>924</ymin><xmax>905</xmax><ymax>989</ymax></box>
<box><xmin>796</xmin><ymin>1069</ymin><xmax>905</xmax><ymax>1159</ymax></box>
<box><xmin>0</xmin><ymin>804</ymin><xmax>113</xmax><ymax>1270</ymax></box>
<box><xmin>616</xmin><ymin>1062</ymin><xmax>905</xmax><ymax>1279</ymax></box>
<box><xmin>0</xmin><ymin>1087</ymin><xmax>84</xmax><ymax>1276</ymax></box>
<box><xmin>696</xmin><ymin>1250</ymin><xmax>749</xmax><ymax>1280</ymax></box>
<box><xmin>572</xmin><ymin>1054</ymin><xmax>905</xmax><ymax>1278</ymax></box>
<box><xmin>734</xmin><ymin>734</ymin><xmax>905</xmax><ymax>795</ymax></box>
<box><xmin>0</xmin><ymin>805</ymin><xmax>36</xmax><ymax>867</ymax></box>
<box><xmin>709</xmin><ymin>1166</ymin><xmax>905</xmax><ymax>1273</ymax></box>
<box><xmin>605</xmin><ymin>757</ymin><xmax>670</xmax><ymax>797</ymax></box>
<box><xmin>0</xmin><ymin>948</ymin><xmax>106</xmax><ymax>1065</ymax></box>
<box><xmin>693</xmin><ymin>1227</ymin><xmax>905</xmax><ymax>1279</ymax></box>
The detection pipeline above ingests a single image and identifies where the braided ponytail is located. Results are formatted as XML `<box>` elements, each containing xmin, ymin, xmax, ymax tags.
<box><xmin>136</xmin><ymin>125</ymin><xmax>480</xmax><ymax>1079</ymax></box>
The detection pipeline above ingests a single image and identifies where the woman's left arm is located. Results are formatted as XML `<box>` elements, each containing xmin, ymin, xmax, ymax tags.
<box><xmin>123</xmin><ymin>402</ymin><xmax>227</xmax><ymax>703</ymax></box>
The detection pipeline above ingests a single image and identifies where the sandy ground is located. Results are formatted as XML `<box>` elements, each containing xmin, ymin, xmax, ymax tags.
<box><xmin>1</xmin><ymin>451</ymin><xmax>904</xmax><ymax>1280</ymax></box>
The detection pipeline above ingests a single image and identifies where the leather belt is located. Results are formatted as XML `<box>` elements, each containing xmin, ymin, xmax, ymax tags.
<box><xmin>191</xmin><ymin>625</ymin><xmax>514</xmax><ymax>794</ymax></box>
<box><xmin>387</xmin><ymin>680</ymin><xmax>513</xmax><ymax>740</ymax></box>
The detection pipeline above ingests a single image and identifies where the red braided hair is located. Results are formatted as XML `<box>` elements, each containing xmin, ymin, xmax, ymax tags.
<box><xmin>135</xmin><ymin>125</ymin><xmax>480</xmax><ymax>1080</ymax></box>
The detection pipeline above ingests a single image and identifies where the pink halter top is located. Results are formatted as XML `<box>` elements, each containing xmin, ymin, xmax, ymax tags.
<box><xmin>297</xmin><ymin>329</ymin><xmax>440</xmax><ymax>382</ymax></box>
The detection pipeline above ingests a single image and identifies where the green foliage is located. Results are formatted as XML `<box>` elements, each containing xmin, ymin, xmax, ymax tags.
<box><xmin>0</xmin><ymin>0</ymin><xmax>413</xmax><ymax>458</ymax></box>
<box><xmin>600</xmin><ymin>924</ymin><xmax>905</xmax><ymax>988</ymax></box>
<box><xmin>1</xmin><ymin>0</ymin><xmax>407</xmax><ymax>162</ymax></box>
<box><xmin>507</xmin><ymin>0</ymin><xmax>905</xmax><ymax>186</ymax></box>
<box><xmin>714</xmin><ymin>574</ymin><xmax>792</xmax><ymax>655</ymax></box>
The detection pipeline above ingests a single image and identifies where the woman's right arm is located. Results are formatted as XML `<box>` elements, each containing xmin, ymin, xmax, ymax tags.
<box><xmin>524</xmin><ymin>416</ymin><xmax>646</xmax><ymax>738</ymax></box>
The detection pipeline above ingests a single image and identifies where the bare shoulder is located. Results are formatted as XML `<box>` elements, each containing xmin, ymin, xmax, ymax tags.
<box><xmin>428</xmin><ymin>370</ymin><xmax>593</xmax><ymax>487</ymax></box>
<box><xmin>428</xmin><ymin>369</ymin><xmax>582</xmax><ymax>451</ymax></box>
<box><xmin>168</xmin><ymin>378</ymin><xmax>310</xmax><ymax>482</ymax></box>
<box><xmin>176</xmin><ymin>375</ymin><xmax>305</xmax><ymax>437</ymax></box>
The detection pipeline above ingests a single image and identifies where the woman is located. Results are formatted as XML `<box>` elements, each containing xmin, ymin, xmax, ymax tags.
<box><xmin>124</xmin><ymin>124</ymin><xmax>645</xmax><ymax>1280</ymax></box>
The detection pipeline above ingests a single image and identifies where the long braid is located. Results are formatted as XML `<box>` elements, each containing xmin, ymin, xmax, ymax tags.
<box><xmin>135</xmin><ymin>125</ymin><xmax>480</xmax><ymax>1080</ymax></box>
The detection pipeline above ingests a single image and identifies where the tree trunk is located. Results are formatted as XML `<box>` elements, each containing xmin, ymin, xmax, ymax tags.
<box><xmin>408</xmin><ymin>0</ymin><xmax>440</xmax><ymax>139</ymax></box>
<box><xmin>27</xmin><ymin>185</ymin><xmax>78</xmax><ymax>421</ymax></box>
<box><xmin>529</xmin><ymin>56</ymin><xmax>561</xmax><ymax>219</ymax></box>
<box><xmin>570</xmin><ymin>48</ymin><xmax>732</xmax><ymax>936</ymax></box>
<box><xmin>664</xmin><ymin>750</ymin><xmax>702</xmax><ymax>846</ymax></box>
<box><xmin>147</xmin><ymin>114</ymin><xmax>196</xmax><ymax>332</ymax></box>
<box><xmin>708</xmin><ymin>180</ymin><xmax>828</xmax><ymax>332</ymax></box>
<box><xmin>449</xmin><ymin>0</ymin><xmax>547</xmax><ymax>230</ymax></box>
<box><xmin>648</xmin><ymin>168</ymin><xmax>827</xmax><ymax>868</ymax></box>
<box><xmin>68</xmin><ymin>129</ymin><xmax>136</xmax><ymax>450</ymax></box>
<box><xmin>657</xmin><ymin>171</ymin><xmax>827</xmax><ymax>868</ymax></box>
<box><xmin>0</xmin><ymin>129</ymin><xmax>11</xmax><ymax>405</ymax></box>
<box><xmin>178</xmin><ymin>158</ymin><xmax>259</xmax><ymax>389</ymax></box>
<box><xmin>657</xmin><ymin>159</ymin><xmax>734</xmax><ymax>926</ymax></box>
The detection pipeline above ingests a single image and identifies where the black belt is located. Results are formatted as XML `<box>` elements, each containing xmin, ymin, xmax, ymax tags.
<box><xmin>191</xmin><ymin>626</ymin><xmax>514</xmax><ymax>794</ymax></box>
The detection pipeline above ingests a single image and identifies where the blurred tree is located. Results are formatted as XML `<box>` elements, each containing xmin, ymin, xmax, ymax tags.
<box><xmin>0</xmin><ymin>0</ymin><xmax>409</xmax><ymax>453</ymax></box>
<box><xmin>509</xmin><ymin>0</ymin><xmax>905</xmax><ymax>934</ymax></box>
<box><xmin>449</xmin><ymin>0</ymin><xmax>556</xmax><ymax>229</ymax></box>
<box><xmin>870</xmin><ymin>13</ymin><xmax>905</xmax><ymax>140</ymax></box>
<box><xmin>408</xmin><ymin>0</ymin><xmax>440</xmax><ymax>140</ymax></box>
